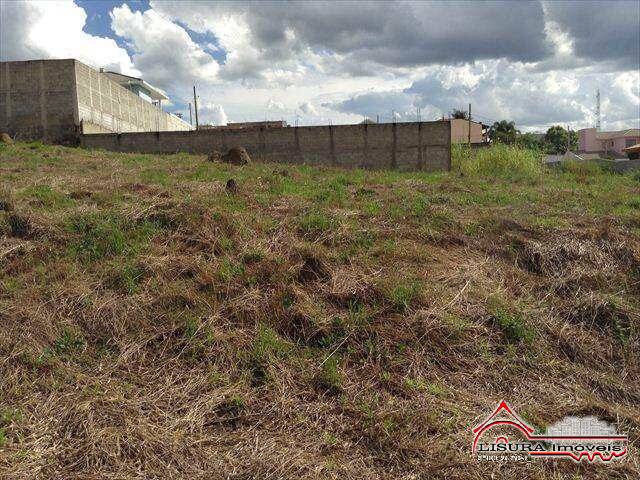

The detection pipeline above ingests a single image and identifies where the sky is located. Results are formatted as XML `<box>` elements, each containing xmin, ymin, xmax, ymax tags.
<box><xmin>1</xmin><ymin>0</ymin><xmax>638</xmax><ymax>131</ymax></box>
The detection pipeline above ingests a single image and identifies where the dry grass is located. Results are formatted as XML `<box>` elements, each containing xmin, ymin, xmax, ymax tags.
<box><xmin>0</xmin><ymin>141</ymin><xmax>639</xmax><ymax>479</ymax></box>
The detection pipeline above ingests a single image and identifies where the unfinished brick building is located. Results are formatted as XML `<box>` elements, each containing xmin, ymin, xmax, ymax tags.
<box><xmin>0</xmin><ymin>59</ymin><xmax>192</xmax><ymax>143</ymax></box>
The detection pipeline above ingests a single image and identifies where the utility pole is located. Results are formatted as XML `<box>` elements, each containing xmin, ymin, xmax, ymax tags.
<box><xmin>595</xmin><ymin>89</ymin><xmax>601</xmax><ymax>131</ymax></box>
<box><xmin>193</xmin><ymin>86</ymin><xmax>199</xmax><ymax>130</ymax></box>
<box><xmin>188</xmin><ymin>103</ymin><xmax>193</xmax><ymax>126</ymax></box>
<box><xmin>468</xmin><ymin>103</ymin><xmax>471</xmax><ymax>145</ymax></box>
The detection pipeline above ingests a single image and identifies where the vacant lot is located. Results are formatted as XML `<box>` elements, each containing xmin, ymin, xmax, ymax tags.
<box><xmin>0</xmin><ymin>141</ymin><xmax>638</xmax><ymax>479</ymax></box>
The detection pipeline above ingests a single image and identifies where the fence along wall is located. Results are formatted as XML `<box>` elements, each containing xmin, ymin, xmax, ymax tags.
<box><xmin>80</xmin><ymin>121</ymin><xmax>451</xmax><ymax>171</ymax></box>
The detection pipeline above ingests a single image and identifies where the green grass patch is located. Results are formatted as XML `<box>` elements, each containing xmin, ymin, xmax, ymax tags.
<box><xmin>298</xmin><ymin>210</ymin><xmax>335</xmax><ymax>239</ymax></box>
<box><xmin>452</xmin><ymin>143</ymin><xmax>544</xmax><ymax>182</ymax></box>
<box><xmin>247</xmin><ymin>325</ymin><xmax>290</xmax><ymax>384</ymax></box>
<box><xmin>314</xmin><ymin>356</ymin><xmax>342</xmax><ymax>394</ymax></box>
<box><xmin>558</xmin><ymin>159</ymin><xmax>605</xmax><ymax>177</ymax></box>
<box><xmin>217</xmin><ymin>258</ymin><xmax>245</xmax><ymax>282</ymax></box>
<box><xmin>107</xmin><ymin>260</ymin><xmax>146</xmax><ymax>294</ymax></box>
<box><xmin>492</xmin><ymin>307</ymin><xmax>534</xmax><ymax>343</ymax></box>
<box><xmin>140</xmin><ymin>168</ymin><xmax>171</xmax><ymax>186</ymax></box>
<box><xmin>67</xmin><ymin>213</ymin><xmax>160</xmax><ymax>262</ymax></box>
<box><xmin>53</xmin><ymin>329</ymin><xmax>85</xmax><ymax>355</ymax></box>
<box><xmin>21</xmin><ymin>185</ymin><xmax>72</xmax><ymax>208</ymax></box>
<box><xmin>388</xmin><ymin>280</ymin><xmax>422</xmax><ymax>311</ymax></box>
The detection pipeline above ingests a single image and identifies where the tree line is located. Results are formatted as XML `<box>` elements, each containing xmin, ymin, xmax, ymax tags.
<box><xmin>488</xmin><ymin>120</ymin><xmax>578</xmax><ymax>154</ymax></box>
<box><xmin>450</xmin><ymin>109</ymin><xmax>578</xmax><ymax>154</ymax></box>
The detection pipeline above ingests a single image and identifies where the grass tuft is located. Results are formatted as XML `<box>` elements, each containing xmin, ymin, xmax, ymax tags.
<box><xmin>452</xmin><ymin>143</ymin><xmax>544</xmax><ymax>181</ymax></box>
<box><xmin>314</xmin><ymin>356</ymin><xmax>342</xmax><ymax>394</ymax></box>
<box><xmin>492</xmin><ymin>307</ymin><xmax>534</xmax><ymax>343</ymax></box>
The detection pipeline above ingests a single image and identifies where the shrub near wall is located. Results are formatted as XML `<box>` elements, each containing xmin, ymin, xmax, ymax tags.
<box><xmin>452</xmin><ymin>143</ymin><xmax>545</xmax><ymax>182</ymax></box>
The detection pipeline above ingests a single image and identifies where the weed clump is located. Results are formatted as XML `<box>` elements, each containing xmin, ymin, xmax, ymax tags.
<box><xmin>297</xmin><ymin>210</ymin><xmax>335</xmax><ymax>239</ymax></box>
<box><xmin>8</xmin><ymin>214</ymin><xmax>31</xmax><ymax>238</ymax></box>
<box><xmin>558</xmin><ymin>159</ymin><xmax>605</xmax><ymax>177</ymax></box>
<box><xmin>388</xmin><ymin>280</ymin><xmax>422</xmax><ymax>312</ymax></box>
<box><xmin>53</xmin><ymin>329</ymin><xmax>85</xmax><ymax>355</ymax></box>
<box><xmin>452</xmin><ymin>143</ymin><xmax>544</xmax><ymax>181</ymax></box>
<box><xmin>67</xmin><ymin>213</ymin><xmax>159</xmax><ymax>261</ymax></box>
<box><xmin>314</xmin><ymin>356</ymin><xmax>342</xmax><ymax>394</ymax></box>
<box><xmin>492</xmin><ymin>307</ymin><xmax>534</xmax><ymax>343</ymax></box>
<box><xmin>22</xmin><ymin>185</ymin><xmax>72</xmax><ymax>208</ymax></box>
<box><xmin>247</xmin><ymin>325</ymin><xmax>289</xmax><ymax>385</ymax></box>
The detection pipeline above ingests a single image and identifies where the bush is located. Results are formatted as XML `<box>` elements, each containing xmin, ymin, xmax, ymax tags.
<box><xmin>558</xmin><ymin>160</ymin><xmax>605</xmax><ymax>176</ymax></box>
<box><xmin>452</xmin><ymin>143</ymin><xmax>545</xmax><ymax>181</ymax></box>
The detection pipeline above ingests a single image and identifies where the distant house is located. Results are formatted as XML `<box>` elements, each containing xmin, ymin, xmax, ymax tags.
<box><xmin>449</xmin><ymin>118</ymin><xmax>486</xmax><ymax>144</ymax></box>
<box><xmin>102</xmin><ymin>70</ymin><xmax>169</xmax><ymax>108</ymax></box>
<box><xmin>578</xmin><ymin>128</ymin><xmax>640</xmax><ymax>157</ymax></box>
<box><xmin>625</xmin><ymin>143</ymin><xmax>640</xmax><ymax>160</ymax></box>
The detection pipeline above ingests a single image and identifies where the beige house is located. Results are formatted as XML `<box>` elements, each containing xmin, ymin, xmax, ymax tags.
<box><xmin>578</xmin><ymin>128</ymin><xmax>640</xmax><ymax>157</ymax></box>
<box><xmin>450</xmin><ymin>118</ymin><xmax>485</xmax><ymax>144</ymax></box>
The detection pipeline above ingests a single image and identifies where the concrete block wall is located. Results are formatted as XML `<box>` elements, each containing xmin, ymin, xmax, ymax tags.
<box><xmin>80</xmin><ymin>121</ymin><xmax>451</xmax><ymax>172</ymax></box>
<box><xmin>0</xmin><ymin>59</ymin><xmax>192</xmax><ymax>142</ymax></box>
<box><xmin>74</xmin><ymin>61</ymin><xmax>191</xmax><ymax>134</ymax></box>
<box><xmin>0</xmin><ymin>59</ymin><xmax>79</xmax><ymax>142</ymax></box>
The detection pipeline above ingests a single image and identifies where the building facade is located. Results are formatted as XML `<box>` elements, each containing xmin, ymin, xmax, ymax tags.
<box><xmin>0</xmin><ymin>59</ymin><xmax>192</xmax><ymax>142</ymax></box>
<box><xmin>578</xmin><ymin>127</ymin><xmax>640</xmax><ymax>157</ymax></box>
<box><xmin>450</xmin><ymin>118</ymin><xmax>485</xmax><ymax>144</ymax></box>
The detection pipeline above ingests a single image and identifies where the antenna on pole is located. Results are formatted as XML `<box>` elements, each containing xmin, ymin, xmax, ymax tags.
<box><xmin>595</xmin><ymin>89</ymin><xmax>601</xmax><ymax>131</ymax></box>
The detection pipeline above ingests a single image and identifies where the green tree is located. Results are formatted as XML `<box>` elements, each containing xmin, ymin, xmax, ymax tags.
<box><xmin>489</xmin><ymin>120</ymin><xmax>519</xmax><ymax>144</ymax></box>
<box><xmin>544</xmin><ymin>126</ymin><xmax>578</xmax><ymax>154</ymax></box>
<box><xmin>451</xmin><ymin>109</ymin><xmax>468</xmax><ymax>119</ymax></box>
<box><xmin>516</xmin><ymin>132</ymin><xmax>543</xmax><ymax>150</ymax></box>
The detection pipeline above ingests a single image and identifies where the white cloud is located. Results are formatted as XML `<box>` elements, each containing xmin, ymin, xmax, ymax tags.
<box><xmin>331</xmin><ymin>60</ymin><xmax>639</xmax><ymax>131</ymax></box>
<box><xmin>199</xmin><ymin>103</ymin><xmax>228</xmax><ymax>125</ymax></box>
<box><xmin>1</xmin><ymin>1</ymin><xmax>637</xmax><ymax>132</ymax></box>
<box><xmin>0</xmin><ymin>0</ymin><xmax>136</xmax><ymax>74</ymax></box>
<box><xmin>613</xmin><ymin>72</ymin><xmax>640</xmax><ymax>106</ymax></box>
<box><xmin>298</xmin><ymin>102</ymin><xmax>318</xmax><ymax>116</ymax></box>
<box><xmin>110</xmin><ymin>4</ymin><xmax>219</xmax><ymax>91</ymax></box>
<box><xmin>266</xmin><ymin>99</ymin><xmax>286</xmax><ymax>111</ymax></box>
